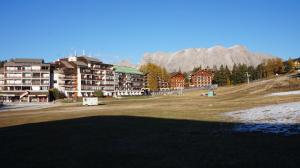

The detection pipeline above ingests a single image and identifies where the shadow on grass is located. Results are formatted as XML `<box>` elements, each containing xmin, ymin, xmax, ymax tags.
<box><xmin>0</xmin><ymin>116</ymin><xmax>300</xmax><ymax>168</ymax></box>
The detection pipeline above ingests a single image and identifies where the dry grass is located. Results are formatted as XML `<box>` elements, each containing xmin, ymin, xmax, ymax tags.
<box><xmin>1</xmin><ymin>76</ymin><xmax>300</xmax><ymax>168</ymax></box>
<box><xmin>1</xmin><ymin>75</ymin><xmax>300</xmax><ymax>127</ymax></box>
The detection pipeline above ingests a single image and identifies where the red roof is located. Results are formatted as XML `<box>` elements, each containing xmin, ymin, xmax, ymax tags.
<box><xmin>170</xmin><ymin>72</ymin><xmax>184</xmax><ymax>78</ymax></box>
<box><xmin>191</xmin><ymin>69</ymin><xmax>213</xmax><ymax>77</ymax></box>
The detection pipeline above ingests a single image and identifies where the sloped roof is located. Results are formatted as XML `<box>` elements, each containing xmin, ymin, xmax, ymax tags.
<box><xmin>170</xmin><ymin>72</ymin><xmax>184</xmax><ymax>78</ymax></box>
<box><xmin>292</xmin><ymin>57</ymin><xmax>300</xmax><ymax>61</ymax></box>
<box><xmin>114</xmin><ymin>65</ymin><xmax>143</xmax><ymax>75</ymax></box>
<box><xmin>78</xmin><ymin>56</ymin><xmax>100</xmax><ymax>62</ymax></box>
<box><xmin>61</xmin><ymin>60</ymin><xmax>75</xmax><ymax>69</ymax></box>
<box><xmin>74</xmin><ymin>61</ymin><xmax>88</xmax><ymax>67</ymax></box>
<box><xmin>191</xmin><ymin>69</ymin><xmax>213</xmax><ymax>76</ymax></box>
<box><xmin>4</xmin><ymin>58</ymin><xmax>49</xmax><ymax>66</ymax></box>
<box><xmin>14</xmin><ymin>58</ymin><xmax>44</xmax><ymax>63</ymax></box>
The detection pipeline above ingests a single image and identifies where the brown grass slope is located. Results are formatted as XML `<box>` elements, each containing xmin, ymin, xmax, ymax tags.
<box><xmin>1</xmin><ymin>76</ymin><xmax>300</xmax><ymax>168</ymax></box>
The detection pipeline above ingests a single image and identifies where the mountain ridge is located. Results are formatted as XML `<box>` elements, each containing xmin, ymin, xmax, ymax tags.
<box><xmin>141</xmin><ymin>45</ymin><xmax>275</xmax><ymax>72</ymax></box>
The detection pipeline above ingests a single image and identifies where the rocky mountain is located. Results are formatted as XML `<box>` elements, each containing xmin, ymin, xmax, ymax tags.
<box><xmin>117</xmin><ymin>59</ymin><xmax>137</xmax><ymax>68</ymax></box>
<box><xmin>141</xmin><ymin>45</ymin><xmax>275</xmax><ymax>72</ymax></box>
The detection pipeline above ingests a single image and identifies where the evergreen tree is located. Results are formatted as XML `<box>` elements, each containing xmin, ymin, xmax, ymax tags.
<box><xmin>247</xmin><ymin>65</ymin><xmax>256</xmax><ymax>81</ymax></box>
<box><xmin>238</xmin><ymin>64</ymin><xmax>248</xmax><ymax>83</ymax></box>
<box><xmin>255</xmin><ymin>63</ymin><xmax>264</xmax><ymax>79</ymax></box>
<box><xmin>224</xmin><ymin>65</ymin><xmax>231</xmax><ymax>85</ymax></box>
<box><xmin>192</xmin><ymin>65</ymin><xmax>202</xmax><ymax>73</ymax></box>
<box><xmin>0</xmin><ymin>60</ymin><xmax>7</xmax><ymax>68</ymax></box>
<box><xmin>231</xmin><ymin>64</ymin><xmax>238</xmax><ymax>84</ymax></box>
<box><xmin>219</xmin><ymin>65</ymin><xmax>227</xmax><ymax>86</ymax></box>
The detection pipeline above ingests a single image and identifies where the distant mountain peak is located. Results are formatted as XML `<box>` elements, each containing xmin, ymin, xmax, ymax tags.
<box><xmin>141</xmin><ymin>45</ymin><xmax>275</xmax><ymax>72</ymax></box>
<box><xmin>229</xmin><ymin>44</ymin><xmax>248</xmax><ymax>50</ymax></box>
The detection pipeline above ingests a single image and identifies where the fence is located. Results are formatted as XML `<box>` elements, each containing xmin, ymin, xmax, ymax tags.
<box><xmin>150</xmin><ymin>84</ymin><xmax>218</xmax><ymax>96</ymax></box>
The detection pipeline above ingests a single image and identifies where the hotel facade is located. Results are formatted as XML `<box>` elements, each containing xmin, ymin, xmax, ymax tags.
<box><xmin>0</xmin><ymin>59</ymin><xmax>51</xmax><ymax>102</ymax></box>
<box><xmin>53</xmin><ymin>56</ymin><xmax>115</xmax><ymax>97</ymax></box>
<box><xmin>113</xmin><ymin>65</ymin><xmax>144</xmax><ymax>96</ymax></box>
<box><xmin>190</xmin><ymin>69</ymin><xmax>213</xmax><ymax>87</ymax></box>
<box><xmin>0</xmin><ymin>56</ymin><xmax>147</xmax><ymax>102</ymax></box>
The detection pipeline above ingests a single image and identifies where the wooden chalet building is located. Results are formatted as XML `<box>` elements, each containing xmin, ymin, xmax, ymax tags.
<box><xmin>190</xmin><ymin>69</ymin><xmax>213</xmax><ymax>87</ymax></box>
<box><xmin>170</xmin><ymin>72</ymin><xmax>185</xmax><ymax>89</ymax></box>
<box><xmin>292</xmin><ymin>57</ymin><xmax>300</xmax><ymax>70</ymax></box>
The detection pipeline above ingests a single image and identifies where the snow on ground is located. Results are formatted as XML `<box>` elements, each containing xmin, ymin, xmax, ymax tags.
<box><xmin>225</xmin><ymin>102</ymin><xmax>300</xmax><ymax>135</ymax></box>
<box><xmin>266</xmin><ymin>90</ymin><xmax>300</xmax><ymax>96</ymax></box>
<box><xmin>0</xmin><ymin>103</ymin><xmax>57</xmax><ymax>112</ymax></box>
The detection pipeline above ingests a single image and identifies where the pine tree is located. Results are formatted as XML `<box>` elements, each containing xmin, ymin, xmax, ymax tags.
<box><xmin>224</xmin><ymin>65</ymin><xmax>231</xmax><ymax>85</ymax></box>
<box><xmin>231</xmin><ymin>64</ymin><xmax>238</xmax><ymax>84</ymax></box>
<box><xmin>247</xmin><ymin>65</ymin><xmax>256</xmax><ymax>81</ymax></box>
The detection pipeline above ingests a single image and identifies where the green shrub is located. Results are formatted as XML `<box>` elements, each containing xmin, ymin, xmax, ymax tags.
<box><xmin>94</xmin><ymin>90</ymin><xmax>104</xmax><ymax>98</ymax></box>
<box><xmin>49</xmin><ymin>88</ymin><xmax>66</xmax><ymax>100</ymax></box>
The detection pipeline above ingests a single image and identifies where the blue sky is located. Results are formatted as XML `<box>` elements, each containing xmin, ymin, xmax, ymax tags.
<box><xmin>0</xmin><ymin>0</ymin><xmax>299</xmax><ymax>63</ymax></box>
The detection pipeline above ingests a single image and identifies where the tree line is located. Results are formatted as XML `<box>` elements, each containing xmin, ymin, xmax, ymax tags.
<box><xmin>212</xmin><ymin>58</ymin><xmax>294</xmax><ymax>86</ymax></box>
<box><xmin>140</xmin><ymin>58</ymin><xmax>296</xmax><ymax>89</ymax></box>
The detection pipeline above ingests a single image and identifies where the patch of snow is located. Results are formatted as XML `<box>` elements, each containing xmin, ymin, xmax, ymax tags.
<box><xmin>266</xmin><ymin>90</ymin><xmax>300</xmax><ymax>96</ymax></box>
<box><xmin>225</xmin><ymin>102</ymin><xmax>300</xmax><ymax>135</ymax></box>
<box><xmin>0</xmin><ymin>103</ymin><xmax>57</xmax><ymax>112</ymax></box>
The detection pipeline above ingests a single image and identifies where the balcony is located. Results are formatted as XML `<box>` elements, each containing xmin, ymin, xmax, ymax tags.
<box><xmin>5</xmin><ymin>83</ymin><xmax>22</xmax><ymax>86</ymax></box>
<box><xmin>6</xmin><ymin>69</ymin><xmax>22</xmax><ymax>72</ymax></box>
<box><xmin>6</xmin><ymin>76</ymin><xmax>23</xmax><ymax>79</ymax></box>
<box><xmin>22</xmin><ymin>75</ymin><xmax>33</xmax><ymax>78</ymax></box>
<box><xmin>104</xmin><ymin>79</ymin><xmax>114</xmax><ymax>81</ymax></box>
<box><xmin>59</xmin><ymin>76</ymin><xmax>77</xmax><ymax>80</ymax></box>
<box><xmin>22</xmin><ymin>83</ymin><xmax>32</xmax><ymax>85</ymax></box>
<box><xmin>32</xmin><ymin>82</ymin><xmax>41</xmax><ymax>85</ymax></box>
<box><xmin>62</xmin><ymin>83</ymin><xmax>76</xmax><ymax>86</ymax></box>
<box><xmin>65</xmin><ymin>88</ymin><xmax>77</xmax><ymax>91</ymax></box>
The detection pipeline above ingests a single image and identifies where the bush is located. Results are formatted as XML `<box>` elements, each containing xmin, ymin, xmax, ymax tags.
<box><xmin>49</xmin><ymin>88</ymin><xmax>66</xmax><ymax>100</ymax></box>
<box><xmin>94</xmin><ymin>90</ymin><xmax>104</xmax><ymax>98</ymax></box>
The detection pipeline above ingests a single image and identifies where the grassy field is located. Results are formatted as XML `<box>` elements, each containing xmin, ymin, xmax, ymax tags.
<box><xmin>1</xmin><ymin>76</ymin><xmax>300</xmax><ymax>167</ymax></box>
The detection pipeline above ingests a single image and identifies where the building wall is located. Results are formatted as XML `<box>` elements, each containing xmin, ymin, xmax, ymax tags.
<box><xmin>293</xmin><ymin>60</ymin><xmax>300</xmax><ymax>69</ymax></box>
<box><xmin>170</xmin><ymin>73</ymin><xmax>185</xmax><ymax>89</ymax></box>
<box><xmin>191</xmin><ymin>70</ymin><xmax>213</xmax><ymax>87</ymax></box>
<box><xmin>54</xmin><ymin>56</ymin><xmax>114</xmax><ymax>98</ymax></box>
<box><xmin>114</xmin><ymin>72</ymin><xmax>144</xmax><ymax>96</ymax></box>
<box><xmin>0</xmin><ymin>60</ymin><xmax>50</xmax><ymax>102</ymax></box>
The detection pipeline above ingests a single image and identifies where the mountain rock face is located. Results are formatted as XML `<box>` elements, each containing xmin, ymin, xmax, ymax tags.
<box><xmin>117</xmin><ymin>59</ymin><xmax>137</xmax><ymax>68</ymax></box>
<box><xmin>141</xmin><ymin>45</ymin><xmax>275</xmax><ymax>72</ymax></box>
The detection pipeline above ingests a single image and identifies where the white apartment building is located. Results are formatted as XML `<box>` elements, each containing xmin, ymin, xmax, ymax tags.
<box><xmin>53</xmin><ymin>56</ymin><xmax>114</xmax><ymax>97</ymax></box>
<box><xmin>0</xmin><ymin>59</ymin><xmax>51</xmax><ymax>102</ymax></box>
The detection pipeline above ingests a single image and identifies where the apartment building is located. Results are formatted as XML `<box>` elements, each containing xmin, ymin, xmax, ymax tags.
<box><xmin>170</xmin><ymin>72</ymin><xmax>185</xmax><ymax>89</ymax></box>
<box><xmin>190</xmin><ymin>69</ymin><xmax>213</xmax><ymax>87</ymax></box>
<box><xmin>292</xmin><ymin>57</ymin><xmax>300</xmax><ymax>70</ymax></box>
<box><xmin>53</xmin><ymin>56</ymin><xmax>114</xmax><ymax>97</ymax></box>
<box><xmin>114</xmin><ymin>65</ymin><xmax>144</xmax><ymax>96</ymax></box>
<box><xmin>143</xmin><ymin>73</ymin><xmax>169</xmax><ymax>92</ymax></box>
<box><xmin>0</xmin><ymin>59</ymin><xmax>51</xmax><ymax>102</ymax></box>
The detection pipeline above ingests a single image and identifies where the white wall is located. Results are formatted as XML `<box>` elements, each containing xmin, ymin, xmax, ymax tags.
<box><xmin>32</xmin><ymin>86</ymin><xmax>40</xmax><ymax>91</ymax></box>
